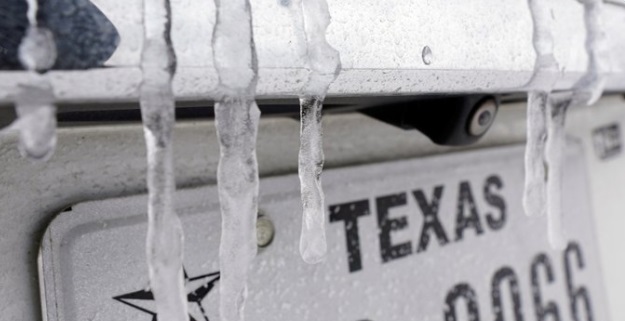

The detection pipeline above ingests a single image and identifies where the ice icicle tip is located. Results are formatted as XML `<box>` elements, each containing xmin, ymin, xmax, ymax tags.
<box><xmin>13</xmin><ymin>79</ymin><xmax>56</xmax><ymax>161</ymax></box>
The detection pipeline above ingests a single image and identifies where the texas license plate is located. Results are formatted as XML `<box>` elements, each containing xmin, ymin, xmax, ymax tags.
<box><xmin>39</xmin><ymin>143</ymin><xmax>609</xmax><ymax>321</ymax></box>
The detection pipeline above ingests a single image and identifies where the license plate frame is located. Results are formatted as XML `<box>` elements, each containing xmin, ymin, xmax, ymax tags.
<box><xmin>39</xmin><ymin>143</ymin><xmax>609</xmax><ymax>321</ymax></box>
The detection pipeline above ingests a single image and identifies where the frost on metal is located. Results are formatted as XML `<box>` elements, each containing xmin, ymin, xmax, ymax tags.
<box><xmin>211</xmin><ymin>0</ymin><xmax>261</xmax><ymax>320</ymax></box>
<box><xmin>11</xmin><ymin>0</ymin><xmax>57</xmax><ymax>161</ymax></box>
<box><xmin>289</xmin><ymin>0</ymin><xmax>341</xmax><ymax>264</ymax></box>
<box><xmin>139</xmin><ymin>0</ymin><xmax>188</xmax><ymax>320</ymax></box>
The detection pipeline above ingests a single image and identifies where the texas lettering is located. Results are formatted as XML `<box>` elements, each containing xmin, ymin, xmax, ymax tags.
<box><xmin>329</xmin><ymin>174</ymin><xmax>506</xmax><ymax>273</ymax></box>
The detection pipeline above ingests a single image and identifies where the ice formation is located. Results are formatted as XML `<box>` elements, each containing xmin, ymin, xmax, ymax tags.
<box><xmin>290</xmin><ymin>0</ymin><xmax>341</xmax><ymax>264</ymax></box>
<box><xmin>14</xmin><ymin>0</ymin><xmax>58</xmax><ymax>161</ymax></box>
<box><xmin>211</xmin><ymin>0</ymin><xmax>261</xmax><ymax>320</ymax></box>
<box><xmin>140</xmin><ymin>0</ymin><xmax>188</xmax><ymax>320</ymax></box>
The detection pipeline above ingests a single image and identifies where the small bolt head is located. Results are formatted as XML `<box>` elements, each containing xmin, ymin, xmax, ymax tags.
<box><xmin>256</xmin><ymin>216</ymin><xmax>275</xmax><ymax>248</ymax></box>
<box><xmin>422</xmin><ymin>46</ymin><xmax>433</xmax><ymax>65</ymax></box>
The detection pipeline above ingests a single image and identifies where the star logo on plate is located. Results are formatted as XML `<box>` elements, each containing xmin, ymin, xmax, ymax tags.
<box><xmin>113</xmin><ymin>268</ymin><xmax>220</xmax><ymax>321</ymax></box>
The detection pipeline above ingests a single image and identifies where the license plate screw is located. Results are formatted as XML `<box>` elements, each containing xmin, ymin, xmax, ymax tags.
<box><xmin>257</xmin><ymin>215</ymin><xmax>275</xmax><ymax>248</ymax></box>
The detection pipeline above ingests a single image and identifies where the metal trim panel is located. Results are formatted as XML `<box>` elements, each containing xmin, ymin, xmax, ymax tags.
<box><xmin>1</xmin><ymin>0</ymin><xmax>625</xmax><ymax>103</ymax></box>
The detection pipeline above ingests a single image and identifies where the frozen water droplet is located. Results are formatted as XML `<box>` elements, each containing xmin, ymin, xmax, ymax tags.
<box><xmin>422</xmin><ymin>46</ymin><xmax>432</xmax><ymax>65</ymax></box>
<box><xmin>139</xmin><ymin>0</ymin><xmax>188</xmax><ymax>320</ymax></box>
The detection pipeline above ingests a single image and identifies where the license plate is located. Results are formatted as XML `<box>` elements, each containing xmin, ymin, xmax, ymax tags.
<box><xmin>39</xmin><ymin>143</ymin><xmax>609</xmax><ymax>321</ymax></box>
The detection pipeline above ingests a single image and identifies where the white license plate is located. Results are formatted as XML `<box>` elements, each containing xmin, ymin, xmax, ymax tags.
<box><xmin>39</xmin><ymin>143</ymin><xmax>609</xmax><ymax>321</ymax></box>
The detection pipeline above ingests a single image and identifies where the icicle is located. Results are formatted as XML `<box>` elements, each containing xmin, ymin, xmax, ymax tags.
<box><xmin>140</xmin><ymin>0</ymin><xmax>188</xmax><ymax>320</ymax></box>
<box><xmin>211</xmin><ymin>0</ymin><xmax>260</xmax><ymax>320</ymax></box>
<box><xmin>298</xmin><ymin>96</ymin><xmax>326</xmax><ymax>263</ymax></box>
<box><xmin>13</xmin><ymin>79</ymin><xmax>56</xmax><ymax>161</ymax></box>
<box><xmin>13</xmin><ymin>0</ymin><xmax>58</xmax><ymax>161</ymax></box>
<box><xmin>523</xmin><ymin>92</ymin><xmax>548</xmax><ymax>217</ymax></box>
<box><xmin>289</xmin><ymin>0</ymin><xmax>341</xmax><ymax>264</ymax></box>
<box><xmin>523</xmin><ymin>0</ymin><xmax>558</xmax><ymax>217</ymax></box>
<box><xmin>571</xmin><ymin>0</ymin><xmax>607</xmax><ymax>106</ymax></box>
<box><xmin>542</xmin><ymin>0</ymin><xmax>606</xmax><ymax>249</ymax></box>
<box><xmin>544</xmin><ymin>96</ymin><xmax>571</xmax><ymax>249</ymax></box>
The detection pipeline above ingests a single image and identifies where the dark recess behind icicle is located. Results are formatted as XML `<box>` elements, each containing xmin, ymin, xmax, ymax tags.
<box><xmin>49</xmin><ymin>94</ymin><xmax>507</xmax><ymax>147</ymax></box>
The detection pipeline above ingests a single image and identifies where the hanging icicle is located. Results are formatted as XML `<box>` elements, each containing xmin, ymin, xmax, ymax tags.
<box><xmin>523</xmin><ymin>92</ymin><xmax>549</xmax><ymax>217</ymax></box>
<box><xmin>211</xmin><ymin>0</ymin><xmax>260</xmax><ymax>320</ymax></box>
<box><xmin>523</xmin><ymin>0</ymin><xmax>558</xmax><ymax>218</ymax></box>
<box><xmin>298</xmin><ymin>95</ymin><xmax>327</xmax><ymax>264</ymax></box>
<box><xmin>525</xmin><ymin>0</ymin><xmax>606</xmax><ymax>249</ymax></box>
<box><xmin>545</xmin><ymin>0</ymin><xmax>606</xmax><ymax>249</ymax></box>
<box><xmin>140</xmin><ymin>0</ymin><xmax>188</xmax><ymax>320</ymax></box>
<box><xmin>289</xmin><ymin>0</ymin><xmax>341</xmax><ymax>264</ymax></box>
<box><xmin>544</xmin><ymin>95</ymin><xmax>571</xmax><ymax>249</ymax></box>
<box><xmin>13</xmin><ymin>0</ymin><xmax>58</xmax><ymax>161</ymax></box>
<box><xmin>571</xmin><ymin>0</ymin><xmax>607</xmax><ymax>107</ymax></box>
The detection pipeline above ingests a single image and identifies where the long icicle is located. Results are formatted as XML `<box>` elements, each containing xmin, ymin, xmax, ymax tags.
<box><xmin>140</xmin><ymin>0</ymin><xmax>188</xmax><ymax>320</ymax></box>
<box><xmin>211</xmin><ymin>0</ymin><xmax>260</xmax><ymax>320</ymax></box>
<box><xmin>291</xmin><ymin>0</ymin><xmax>341</xmax><ymax>264</ymax></box>
<box><xmin>545</xmin><ymin>96</ymin><xmax>571</xmax><ymax>249</ymax></box>
<box><xmin>523</xmin><ymin>92</ymin><xmax>548</xmax><ymax>217</ymax></box>
<box><xmin>523</xmin><ymin>0</ymin><xmax>558</xmax><ymax>217</ymax></box>
<box><xmin>544</xmin><ymin>0</ymin><xmax>606</xmax><ymax>248</ymax></box>
<box><xmin>14</xmin><ymin>0</ymin><xmax>58</xmax><ymax>161</ymax></box>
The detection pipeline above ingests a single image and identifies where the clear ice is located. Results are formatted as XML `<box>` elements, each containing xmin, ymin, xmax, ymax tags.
<box><xmin>13</xmin><ymin>0</ymin><xmax>58</xmax><ymax>161</ymax></box>
<box><xmin>212</xmin><ymin>0</ymin><xmax>261</xmax><ymax>320</ymax></box>
<box><xmin>523</xmin><ymin>92</ymin><xmax>548</xmax><ymax>217</ymax></box>
<box><xmin>290</xmin><ymin>0</ymin><xmax>341</xmax><ymax>264</ymax></box>
<box><xmin>140</xmin><ymin>0</ymin><xmax>188</xmax><ymax>320</ymax></box>
<box><xmin>298</xmin><ymin>96</ymin><xmax>327</xmax><ymax>264</ymax></box>
<box><xmin>544</xmin><ymin>96</ymin><xmax>571</xmax><ymax>249</ymax></box>
<box><xmin>571</xmin><ymin>0</ymin><xmax>607</xmax><ymax>107</ymax></box>
<box><xmin>535</xmin><ymin>0</ymin><xmax>606</xmax><ymax>249</ymax></box>
<box><xmin>13</xmin><ymin>79</ymin><xmax>57</xmax><ymax>161</ymax></box>
<box><xmin>523</xmin><ymin>0</ymin><xmax>558</xmax><ymax>217</ymax></box>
